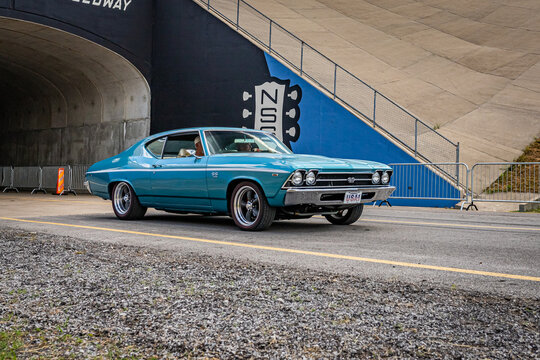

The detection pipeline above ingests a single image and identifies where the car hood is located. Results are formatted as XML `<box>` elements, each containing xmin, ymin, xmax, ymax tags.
<box><xmin>278</xmin><ymin>154</ymin><xmax>390</xmax><ymax>171</ymax></box>
<box><xmin>213</xmin><ymin>153</ymin><xmax>391</xmax><ymax>172</ymax></box>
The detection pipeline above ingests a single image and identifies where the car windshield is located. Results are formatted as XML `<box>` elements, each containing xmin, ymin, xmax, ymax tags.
<box><xmin>204</xmin><ymin>130</ymin><xmax>292</xmax><ymax>155</ymax></box>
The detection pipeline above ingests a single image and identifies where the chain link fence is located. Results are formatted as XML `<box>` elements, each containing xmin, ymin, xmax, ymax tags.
<box><xmin>195</xmin><ymin>0</ymin><xmax>459</xmax><ymax>164</ymax></box>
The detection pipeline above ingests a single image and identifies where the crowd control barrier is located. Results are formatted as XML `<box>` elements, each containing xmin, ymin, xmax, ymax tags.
<box><xmin>1</xmin><ymin>166</ymin><xmax>18</xmax><ymax>193</ymax></box>
<box><xmin>469</xmin><ymin>162</ymin><xmax>540</xmax><ymax>209</ymax></box>
<box><xmin>2</xmin><ymin>162</ymin><xmax>540</xmax><ymax>211</ymax></box>
<box><xmin>388</xmin><ymin>163</ymin><xmax>470</xmax><ymax>209</ymax></box>
<box><xmin>1</xmin><ymin>165</ymin><xmax>92</xmax><ymax>195</ymax></box>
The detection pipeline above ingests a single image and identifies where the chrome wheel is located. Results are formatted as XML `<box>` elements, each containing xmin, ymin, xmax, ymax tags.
<box><xmin>113</xmin><ymin>182</ymin><xmax>131</xmax><ymax>215</ymax></box>
<box><xmin>233</xmin><ymin>185</ymin><xmax>260</xmax><ymax>227</ymax></box>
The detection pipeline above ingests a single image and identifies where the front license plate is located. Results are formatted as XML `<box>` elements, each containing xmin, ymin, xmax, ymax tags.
<box><xmin>344</xmin><ymin>191</ymin><xmax>363</xmax><ymax>204</ymax></box>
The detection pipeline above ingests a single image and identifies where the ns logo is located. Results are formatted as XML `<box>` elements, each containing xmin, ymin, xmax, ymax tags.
<box><xmin>242</xmin><ymin>78</ymin><xmax>301</xmax><ymax>149</ymax></box>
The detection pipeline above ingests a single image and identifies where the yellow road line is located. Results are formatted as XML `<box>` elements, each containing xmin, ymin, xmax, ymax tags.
<box><xmin>1</xmin><ymin>216</ymin><xmax>539</xmax><ymax>282</ymax></box>
<box><xmin>360</xmin><ymin>218</ymin><xmax>540</xmax><ymax>232</ymax></box>
<box><xmin>0</xmin><ymin>196</ymin><xmax>100</xmax><ymax>205</ymax></box>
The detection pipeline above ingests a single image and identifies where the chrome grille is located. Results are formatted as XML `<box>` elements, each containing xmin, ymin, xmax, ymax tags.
<box><xmin>283</xmin><ymin>171</ymin><xmax>393</xmax><ymax>188</ymax></box>
<box><xmin>316</xmin><ymin>173</ymin><xmax>373</xmax><ymax>187</ymax></box>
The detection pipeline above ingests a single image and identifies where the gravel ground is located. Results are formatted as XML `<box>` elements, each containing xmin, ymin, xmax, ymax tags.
<box><xmin>0</xmin><ymin>228</ymin><xmax>538</xmax><ymax>359</ymax></box>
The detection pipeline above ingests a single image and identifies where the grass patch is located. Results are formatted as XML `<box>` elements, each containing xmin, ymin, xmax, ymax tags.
<box><xmin>0</xmin><ymin>324</ymin><xmax>161</xmax><ymax>359</ymax></box>
<box><xmin>0</xmin><ymin>330</ymin><xmax>24</xmax><ymax>360</ymax></box>
<box><xmin>484</xmin><ymin>138</ymin><xmax>540</xmax><ymax>194</ymax></box>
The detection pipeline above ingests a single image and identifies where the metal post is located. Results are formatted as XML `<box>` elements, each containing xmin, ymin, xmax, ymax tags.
<box><xmin>333</xmin><ymin>63</ymin><xmax>337</xmax><ymax>99</ymax></box>
<box><xmin>300</xmin><ymin>41</ymin><xmax>304</xmax><ymax>75</ymax></box>
<box><xmin>2</xmin><ymin>166</ymin><xmax>18</xmax><ymax>193</ymax></box>
<box><xmin>236</xmin><ymin>0</ymin><xmax>240</xmax><ymax>30</ymax></box>
<box><xmin>414</xmin><ymin>119</ymin><xmax>418</xmax><ymax>157</ymax></box>
<box><xmin>269</xmin><ymin>20</ymin><xmax>272</xmax><ymax>53</ymax></box>
<box><xmin>207</xmin><ymin>0</ymin><xmax>210</xmax><ymax>10</ymax></box>
<box><xmin>373</xmin><ymin>91</ymin><xmax>377</xmax><ymax>127</ymax></box>
<box><xmin>456</xmin><ymin>142</ymin><xmax>460</xmax><ymax>188</ymax></box>
<box><xmin>31</xmin><ymin>166</ymin><xmax>47</xmax><ymax>194</ymax></box>
<box><xmin>60</xmin><ymin>165</ymin><xmax>77</xmax><ymax>196</ymax></box>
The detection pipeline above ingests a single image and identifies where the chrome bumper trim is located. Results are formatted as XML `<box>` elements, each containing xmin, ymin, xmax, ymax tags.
<box><xmin>83</xmin><ymin>180</ymin><xmax>92</xmax><ymax>194</ymax></box>
<box><xmin>283</xmin><ymin>186</ymin><xmax>396</xmax><ymax>206</ymax></box>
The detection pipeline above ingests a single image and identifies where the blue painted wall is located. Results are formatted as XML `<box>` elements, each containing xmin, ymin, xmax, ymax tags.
<box><xmin>265</xmin><ymin>54</ymin><xmax>460</xmax><ymax>207</ymax></box>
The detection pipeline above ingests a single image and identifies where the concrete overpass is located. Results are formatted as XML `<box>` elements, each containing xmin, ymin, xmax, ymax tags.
<box><xmin>0</xmin><ymin>1</ymin><xmax>152</xmax><ymax>166</ymax></box>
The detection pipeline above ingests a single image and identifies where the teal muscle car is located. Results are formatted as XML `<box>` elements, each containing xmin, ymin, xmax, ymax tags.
<box><xmin>85</xmin><ymin>127</ymin><xmax>395</xmax><ymax>230</ymax></box>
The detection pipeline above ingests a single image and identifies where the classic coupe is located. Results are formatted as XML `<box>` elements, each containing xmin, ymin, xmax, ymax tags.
<box><xmin>85</xmin><ymin>127</ymin><xmax>395</xmax><ymax>230</ymax></box>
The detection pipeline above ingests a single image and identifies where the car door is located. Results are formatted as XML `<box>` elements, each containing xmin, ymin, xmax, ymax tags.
<box><xmin>150</xmin><ymin>132</ymin><xmax>210</xmax><ymax>210</ymax></box>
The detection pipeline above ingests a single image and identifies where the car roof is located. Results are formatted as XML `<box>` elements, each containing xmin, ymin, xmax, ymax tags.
<box><xmin>147</xmin><ymin>127</ymin><xmax>268</xmax><ymax>140</ymax></box>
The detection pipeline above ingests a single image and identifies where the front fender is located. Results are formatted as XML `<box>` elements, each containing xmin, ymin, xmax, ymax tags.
<box><xmin>207</xmin><ymin>170</ymin><xmax>290</xmax><ymax>212</ymax></box>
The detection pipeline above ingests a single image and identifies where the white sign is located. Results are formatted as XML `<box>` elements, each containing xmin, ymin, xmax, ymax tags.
<box><xmin>253</xmin><ymin>81</ymin><xmax>285</xmax><ymax>141</ymax></box>
<box><xmin>71</xmin><ymin>0</ymin><xmax>133</xmax><ymax>12</ymax></box>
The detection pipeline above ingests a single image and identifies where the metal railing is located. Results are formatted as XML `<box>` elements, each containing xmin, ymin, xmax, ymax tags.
<box><xmin>3</xmin><ymin>162</ymin><xmax>540</xmax><ymax>211</ymax></box>
<box><xmin>388</xmin><ymin>163</ymin><xmax>470</xmax><ymax>209</ymax></box>
<box><xmin>470</xmin><ymin>162</ymin><xmax>540</xmax><ymax>206</ymax></box>
<box><xmin>194</xmin><ymin>0</ymin><xmax>460</xmax><ymax>164</ymax></box>
<box><xmin>1</xmin><ymin>165</ymin><xmax>90</xmax><ymax>195</ymax></box>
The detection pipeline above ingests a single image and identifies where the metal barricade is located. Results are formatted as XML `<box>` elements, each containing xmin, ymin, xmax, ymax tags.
<box><xmin>2</xmin><ymin>166</ymin><xmax>18</xmax><ymax>193</ymax></box>
<box><xmin>12</xmin><ymin>166</ymin><xmax>42</xmax><ymax>193</ymax></box>
<box><xmin>41</xmin><ymin>165</ymin><xmax>73</xmax><ymax>195</ymax></box>
<box><xmin>388</xmin><ymin>163</ymin><xmax>470</xmax><ymax>209</ymax></box>
<box><xmin>31</xmin><ymin>167</ymin><xmax>47</xmax><ymax>194</ymax></box>
<box><xmin>69</xmin><ymin>165</ymin><xmax>91</xmax><ymax>193</ymax></box>
<box><xmin>0</xmin><ymin>166</ymin><xmax>9</xmax><ymax>187</ymax></box>
<box><xmin>61</xmin><ymin>165</ymin><xmax>77</xmax><ymax>196</ymax></box>
<box><xmin>193</xmin><ymin>0</ymin><xmax>460</xmax><ymax>165</ymax></box>
<box><xmin>470</xmin><ymin>162</ymin><xmax>540</xmax><ymax>208</ymax></box>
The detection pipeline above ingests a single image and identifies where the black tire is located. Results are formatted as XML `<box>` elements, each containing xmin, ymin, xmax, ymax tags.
<box><xmin>230</xmin><ymin>181</ymin><xmax>276</xmax><ymax>231</ymax></box>
<box><xmin>111</xmin><ymin>182</ymin><xmax>147</xmax><ymax>220</ymax></box>
<box><xmin>324</xmin><ymin>205</ymin><xmax>363</xmax><ymax>225</ymax></box>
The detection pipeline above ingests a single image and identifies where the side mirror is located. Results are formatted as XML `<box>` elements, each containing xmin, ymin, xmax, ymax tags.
<box><xmin>187</xmin><ymin>149</ymin><xmax>202</xmax><ymax>159</ymax></box>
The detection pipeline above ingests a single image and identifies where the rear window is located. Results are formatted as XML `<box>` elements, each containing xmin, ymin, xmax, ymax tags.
<box><xmin>146</xmin><ymin>137</ymin><xmax>166</xmax><ymax>158</ymax></box>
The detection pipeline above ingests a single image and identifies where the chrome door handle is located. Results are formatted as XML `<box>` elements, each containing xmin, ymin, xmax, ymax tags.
<box><xmin>152</xmin><ymin>164</ymin><xmax>162</xmax><ymax>168</ymax></box>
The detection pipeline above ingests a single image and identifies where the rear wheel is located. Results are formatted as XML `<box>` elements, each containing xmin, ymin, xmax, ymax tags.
<box><xmin>324</xmin><ymin>205</ymin><xmax>363</xmax><ymax>225</ymax></box>
<box><xmin>112</xmin><ymin>182</ymin><xmax>147</xmax><ymax>220</ymax></box>
<box><xmin>231</xmin><ymin>181</ymin><xmax>275</xmax><ymax>231</ymax></box>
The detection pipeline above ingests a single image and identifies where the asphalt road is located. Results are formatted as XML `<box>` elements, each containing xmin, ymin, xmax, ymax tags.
<box><xmin>1</xmin><ymin>193</ymin><xmax>539</xmax><ymax>298</ymax></box>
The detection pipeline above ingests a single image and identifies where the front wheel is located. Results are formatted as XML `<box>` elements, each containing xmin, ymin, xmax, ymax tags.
<box><xmin>231</xmin><ymin>181</ymin><xmax>276</xmax><ymax>231</ymax></box>
<box><xmin>324</xmin><ymin>205</ymin><xmax>363</xmax><ymax>225</ymax></box>
<box><xmin>112</xmin><ymin>182</ymin><xmax>147</xmax><ymax>220</ymax></box>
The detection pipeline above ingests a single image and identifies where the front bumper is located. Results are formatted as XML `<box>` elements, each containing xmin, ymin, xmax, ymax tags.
<box><xmin>283</xmin><ymin>186</ymin><xmax>396</xmax><ymax>206</ymax></box>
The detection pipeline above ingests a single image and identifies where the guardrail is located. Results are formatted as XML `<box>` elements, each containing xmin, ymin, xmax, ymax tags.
<box><xmin>470</xmin><ymin>162</ymin><xmax>540</xmax><ymax>209</ymax></box>
<box><xmin>194</xmin><ymin>0</ymin><xmax>460</xmax><ymax>164</ymax></box>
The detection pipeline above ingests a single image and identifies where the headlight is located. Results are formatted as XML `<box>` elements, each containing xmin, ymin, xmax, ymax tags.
<box><xmin>291</xmin><ymin>171</ymin><xmax>304</xmax><ymax>186</ymax></box>
<box><xmin>305</xmin><ymin>171</ymin><xmax>317</xmax><ymax>186</ymax></box>
<box><xmin>371</xmin><ymin>172</ymin><xmax>380</xmax><ymax>184</ymax></box>
<box><xmin>381</xmin><ymin>171</ymin><xmax>389</xmax><ymax>184</ymax></box>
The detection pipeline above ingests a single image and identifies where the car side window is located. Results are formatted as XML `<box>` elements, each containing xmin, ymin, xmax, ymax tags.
<box><xmin>145</xmin><ymin>137</ymin><xmax>166</xmax><ymax>158</ymax></box>
<box><xmin>162</xmin><ymin>133</ymin><xmax>201</xmax><ymax>159</ymax></box>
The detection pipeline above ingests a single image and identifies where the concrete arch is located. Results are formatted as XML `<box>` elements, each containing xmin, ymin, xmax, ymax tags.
<box><xmin>0</xmin><ymin>16</ymin><xmax>151</xmax><ymax>166</ymax></box>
